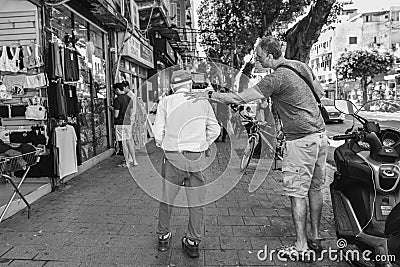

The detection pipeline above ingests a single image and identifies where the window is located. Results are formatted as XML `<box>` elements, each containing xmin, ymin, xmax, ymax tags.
<box><xmin>349</xmin><ymin>37</ymin><xmax>357</xmax><ymax>44</ymax></box>
<box><xmin>177</xmin><ymin>2</ymin><xmax>181</xmax><ymax>26</ymax></box>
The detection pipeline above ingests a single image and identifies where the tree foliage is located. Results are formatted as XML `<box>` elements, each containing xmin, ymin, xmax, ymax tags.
<box><xmin>336</xmin><ymin>50</ymin><xmax>395</xmax><ymax>103</ymax></box>
<box><xmin>198</xmin><ymin>0</ymin><xmax>340</xmax><ymax>65</ymax></box>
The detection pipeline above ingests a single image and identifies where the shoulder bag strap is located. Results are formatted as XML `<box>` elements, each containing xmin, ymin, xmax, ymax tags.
<box><xmin>277</xmin><ymin>64</ymin><xmax>321</xmax><ymax>104</ymax></box>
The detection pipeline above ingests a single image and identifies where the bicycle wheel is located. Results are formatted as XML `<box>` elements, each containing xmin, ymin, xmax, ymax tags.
<box><xmin>240</xmin><ymin>137</ymin><xmax>256</xmax><ymax>172</ymax></box>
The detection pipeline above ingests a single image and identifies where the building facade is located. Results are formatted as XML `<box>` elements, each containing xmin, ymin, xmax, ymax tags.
<box><xmin>310</xmin><ymin>4</ymin><xmax>400</xmax><ymax>101</ymax></box>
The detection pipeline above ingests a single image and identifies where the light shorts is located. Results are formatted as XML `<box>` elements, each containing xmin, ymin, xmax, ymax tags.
<box><xmin>282</xmin><ymin>132</ymin><xmax>328</xmax><ymax>198</ymax></box>
<box><xmin>115</xmin><ymin>125</ymin><xmax>132</xmax><ymax>141</ymax></box>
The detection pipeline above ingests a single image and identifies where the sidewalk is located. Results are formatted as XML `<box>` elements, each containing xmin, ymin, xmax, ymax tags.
<box><xmin>0</xmin><ymin>138</ymin><xmax>348</xmax><ymax>267</ymax></box>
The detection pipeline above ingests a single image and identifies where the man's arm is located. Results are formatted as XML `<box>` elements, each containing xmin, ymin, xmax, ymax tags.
<box><xmin>186</xmin><ymin>73</ymin><xmax>279</xmax><ymax>105</ymax></box>
<box><xmin>153</xmin><ymin>98</ymin><xmax>166</xmax><ymax>147</ymax></box>
<box><xmin>205</xmin><ymin>102</ymin><xmax>221</xmax><ymax>145</ymax></box>
<box><xmin>211</xmin><ymin>86</ymin><xmax>264</xmax><ymax>105</ymax></box>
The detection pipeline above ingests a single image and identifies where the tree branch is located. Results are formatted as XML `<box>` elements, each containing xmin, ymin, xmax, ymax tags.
<box><xmin>285</xmin><ymin>0</ymin><xmax>336</xmax><ymax>62</ymax></box>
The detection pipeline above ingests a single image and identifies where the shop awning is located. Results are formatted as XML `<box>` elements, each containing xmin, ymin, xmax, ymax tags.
<box><xmin>62</xmin><ymin>0</ymin><xmax>128</xmax><ymax>30</ymax></box>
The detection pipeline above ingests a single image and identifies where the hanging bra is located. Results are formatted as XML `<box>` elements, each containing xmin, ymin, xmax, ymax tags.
<box><xmin>0</xmin><ymin>46</ymin><xmax>13</xmax><ymax>72</ymax></box>
<box><xmin>9</xmin><ymin>47</ymin><xmax>21</xmax><ymax>72</ymax></box>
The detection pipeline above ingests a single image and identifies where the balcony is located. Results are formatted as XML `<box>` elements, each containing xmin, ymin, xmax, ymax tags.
<box><xmin>136</xmin><ymin>0</ymin><xmax>171</xmax><ymax>29</ymax></box>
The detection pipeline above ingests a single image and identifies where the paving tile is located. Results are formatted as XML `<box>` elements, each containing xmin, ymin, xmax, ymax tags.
<box><xmin>252</xmin><ymin>208</ymin><xmax>279</xmax><ymax>216</ymax></box>
<box><xmin>2</xmin><ymin>245</ymin><xmax>42</xmax><ymax>260</ymax></box>
<box><xmin>243</xmin><ymin>216</ymin><xmax>271</xmax><ymax>226</ymax></box>
<box><xmin>220</xmin><ymin>237</ymin><xmax>252</xmax><ymax>250</ymax></box>
<box><xmin>204</xmin><ymin>226</ymin><xmax>233</xmax><ymax>237</ymax></box>
<box><xmin>217</xmin><ymin>216</ymin><xmax>244</xmax><ymax>226</ymax></box>
<box><xmin>169</xmin><ymin>248</ymin><xmax>205</xmax><ymax>266</ymax></box>
<box><xmin>228</xmin><ymin>207</ymin><xmax>254</xmax><ymax>216</ymax></box>
<box><xmin>204</xmin><ymin>250</ymin><xmax>239</xmax><ymax>266</ymax></box>
<box><xmin>232</xmin><ymin>226</ymin><xmax>263</xmax><ymax>237</ymax></box>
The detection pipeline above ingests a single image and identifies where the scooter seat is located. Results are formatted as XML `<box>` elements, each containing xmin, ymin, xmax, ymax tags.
<box><xmin>385</xmin><ymin>203</ymin><xmax>400</xmax><ymax>236</ymax></box>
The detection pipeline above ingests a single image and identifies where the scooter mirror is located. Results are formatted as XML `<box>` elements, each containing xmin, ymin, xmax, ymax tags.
<box><xmin>334</xmin><ymin>100</ymin><xmax>356</xmax><ymax>115</ymax></box>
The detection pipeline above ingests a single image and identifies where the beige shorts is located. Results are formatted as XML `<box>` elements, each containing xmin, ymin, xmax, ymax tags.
<box><xmin>282</xmin><ymin>132</ymin><xmax>328</xmax><ymax>198</ymax></box>
<box><xmin>115</xmin><ymin>125</ymin><xmax>132</xmax><ymax>141</ymax></box>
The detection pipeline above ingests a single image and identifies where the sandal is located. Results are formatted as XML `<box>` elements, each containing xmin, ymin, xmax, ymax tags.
<box><xmin>277</xmin><ymin>245</ymin><xmax>314</xmax><ymax>263</ymax></box>
<box><xmin>117</xmin><ymin>162</ymin><xmax>127</xmax><ymax>167</ymax></box>
<box><xmin>307</xmin><ymin>238</ymin><xmax>324</xmax><ymax>253</ymax></box>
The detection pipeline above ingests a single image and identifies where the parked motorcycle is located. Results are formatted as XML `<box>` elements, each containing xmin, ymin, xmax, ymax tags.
<box><xmin>331</xmin><ymin>99</ymin><xmax>400</xmax><ymax>267</ymax></box>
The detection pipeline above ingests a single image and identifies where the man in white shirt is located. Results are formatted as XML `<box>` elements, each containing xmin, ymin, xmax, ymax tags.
<box><xmin>153</xmin><ymin>70</ymin><xmax>220</xmax><ymax>258</ymax></box>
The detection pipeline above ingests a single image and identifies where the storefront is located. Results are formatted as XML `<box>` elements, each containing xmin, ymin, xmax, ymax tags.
<box><xmin>117</xmin><ymin>32</ymin><xmax>154</xmax><ymax>105</ymax></box>
<box><xmin>45</xmin><ymin>4</ymin><xmax>111</xmax><ymax>163</ymax></box>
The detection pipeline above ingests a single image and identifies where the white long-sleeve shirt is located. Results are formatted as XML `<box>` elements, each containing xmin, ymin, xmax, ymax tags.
<box><xmin>153</xmin><ymin>88</ymin><xmax>220</xmax><ymax>152</ymax></box>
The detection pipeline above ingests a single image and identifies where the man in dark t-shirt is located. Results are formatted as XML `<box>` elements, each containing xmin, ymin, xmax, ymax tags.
<box><xmin>113</xmin><ymin>83</ymin><xmax>137</xmax><ymax>167</ymax></box>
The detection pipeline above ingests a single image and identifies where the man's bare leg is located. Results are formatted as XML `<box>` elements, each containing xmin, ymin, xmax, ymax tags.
<box><xmin>290</xmin><ymin>196</ymin><xmax>309</xmax><ymax>251</ymax></box>
<box><xmin>308</xmin><ymin>190</ymin><xmax>323</xmax><ymax>240</ymax></box>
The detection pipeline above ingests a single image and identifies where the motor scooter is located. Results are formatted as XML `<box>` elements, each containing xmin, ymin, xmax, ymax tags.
<box><xmin>331</xmin><ymin>99</ymin><xmax>400</xmax><ymax>267</ymax></box>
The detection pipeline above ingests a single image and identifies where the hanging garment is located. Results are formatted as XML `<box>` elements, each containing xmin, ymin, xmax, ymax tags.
<box><xmin>47</xmin><ymin>43</ymin><xmax>63</xmax><ymax>80</ymax></box>
<box><xmin>0</xmin><ymin>46</ymin><xmax>13</xmax><ymax>72</ymax></box>
<box><xmin>64</xmin><ymin>47</ymin><xmax>79</xmax><ymax>82</ymax></box>
<box><xmin>47</xmin><ymin>81</ymin><xmax>67</xmax><ymax>118</ymax></box>
<box><xmin>53</xmin><ymin>125</ymin><xmax>77</xmax><ymax>178</ymax></box>
<box><xmin>2</xmin><ymin>75</ymin><xmax>27</xmax><ymax>91</ymax></box>
<box><xmin>86</xmin><ymin>42</ymin><xmax>94</xmax><ymax>64</ymax></box>
<box><xmin>18</xmin><ymin>46</ymin><xmax>24</xmax><ymax>70</ymax></box>
<box><xmin>22</xmin><ymin>45</ymin><xmax>31</xmax><ymax>69</ymax></box>
<box><xmin>25</xmin><ymin>73</ymin><xmax>48</xmax><ymax>88</ymax></box>
<box><xmin>34</xmin><ymin>44</ymin><xmax>43</xmax><ymax>67</ymax></box>
<box><xmin>9</xmin><ymin>47</ymin><xmax>21</xmax><ymax>72</ymax></box>
<box><xmin>64</xmin><ymin>84</ymin><xmax>79</xmax><ymax>115</ymax></box>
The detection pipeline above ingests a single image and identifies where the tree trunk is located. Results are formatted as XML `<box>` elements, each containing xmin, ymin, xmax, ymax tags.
<box><xmin>284</xmin><ymin>0</ymin><xmax>336</xmax><ymax>63</ymax></box>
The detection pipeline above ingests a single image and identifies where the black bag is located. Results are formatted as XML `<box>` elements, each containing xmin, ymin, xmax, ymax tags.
<box><xmin>9</xmin><ymin>131</ymin><xmax>32</xmax><ymax>143</ymax></box>
<box><xmin>11</xmin><ymin>105</ymin><xmax>28</xmax><ymax>117</ymax></box>
<box><xmin>30</xmin><ymin>126</ymin><xmax>46</xmax><ymax>145</ymax></box>
<box><xmin>277</xmin><ymin>65</ymin><xmax>330</xmax><ymax>123</ymax></box>
<box><xmin>0</xmin><ymin>105</ymin><xmax>10</xmax><ymax>118</ymax></box>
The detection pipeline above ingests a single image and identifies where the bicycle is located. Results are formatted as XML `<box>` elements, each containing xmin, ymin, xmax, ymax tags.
<box><xmin>239</xmin><ymin>114</ymin><xmax>278</xmax><ymax>172</ymax></box>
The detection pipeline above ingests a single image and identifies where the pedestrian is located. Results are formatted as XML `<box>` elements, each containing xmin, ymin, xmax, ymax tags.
<box><xmin>122</xmin><ymin>81</ymin><xmax>138</xmax><ymax>162</ymax></box>
<box><xmin>213</xmin><ymin>90</ymin><xmax>229</xmax><ymax>142</ymax></box>
<box><xmin>113</xmin><ymin>82</ymin><xmax>138</xmax><ymax>167</ymax></box>
<box><xmin>186</xmin><ymin>36</ymin><xmax>328</xmax><ymax>262</ymax></box>
<box><xmin>153</xmin><ymin>70</ymin><xmax>220</xmax><ymax>258</ymax></box>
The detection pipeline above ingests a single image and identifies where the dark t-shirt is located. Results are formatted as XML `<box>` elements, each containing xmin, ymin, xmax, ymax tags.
<box><xmin>113</xmin><ymin>94</ymin><xmax>132</xmax><ymax>125</ymax></box>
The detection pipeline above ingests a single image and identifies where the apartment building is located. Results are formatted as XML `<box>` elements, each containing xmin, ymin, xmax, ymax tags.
<box><xmin>310</xmin><ymin>3</ymin><xmax>400</xmax><ymax>100</ymax></box>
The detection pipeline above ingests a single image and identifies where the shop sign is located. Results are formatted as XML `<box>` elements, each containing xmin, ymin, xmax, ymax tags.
<box><xmin>122</xmin><ymin>36</ymin><xmax>140</xmax><ymax>61</ymax></box>
<box><xmin>121</xmin><ymin>33</ymin><xmax>154</xmax><ymax>69</ymax></box>
<box><xmin>140</xmin><ymin>44</ymin><xmax>154</xmax><ymax>68</ymax></box>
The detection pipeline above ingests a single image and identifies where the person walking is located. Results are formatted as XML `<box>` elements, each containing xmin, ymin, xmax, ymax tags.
<box><xmin>186</xmin><ymin>36</ymin><xmax>328</xmax><ymax>262</ymax></box>
<box><xmin>113</xmin><ymin>82</ymin><xmax>138</xmax><ymax>167</ymax></box>
<box><xmin>122</xmin><ymin>81</ymin><xmax>138</xmax><ymax>164</ymax></box>
<box><xmin>153</xmin><ymin>70</ymin><xmax>220</xmax><ymax>258</ymax></box>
